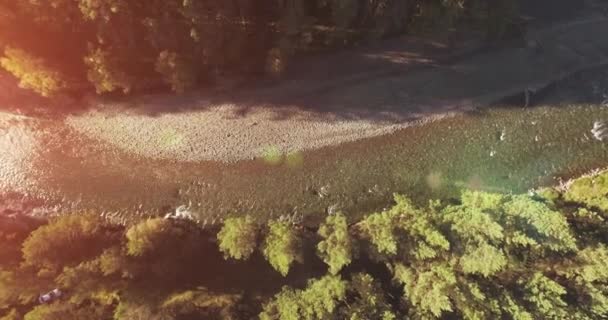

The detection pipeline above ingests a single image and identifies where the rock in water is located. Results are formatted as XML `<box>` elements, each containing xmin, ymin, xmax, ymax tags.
<box><xmin>592</xmin><ymin>121</ymin><xmax>608</xmax><ymax>141</ymax></box>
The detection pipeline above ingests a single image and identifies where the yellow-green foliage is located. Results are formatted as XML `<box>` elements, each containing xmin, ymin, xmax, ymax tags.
<box><xmin>503</xmin><ymin>195</ymin><xmax>577</xmax><ymax>252</ymax></box>
<box><xmin>262</xmin><ymin>221</ymin><xmax>302</xmax><ymax>276</ymax></box>
<box><xmin>125</xmin><ymin>218</ymin><xmax>182</xmax><ymax>257</ymax></box>
<box><xmin>260</xmin><ymin>275</ymin><xmax>347</xmax><ymax>320</ymax></box>
<box><xmin>317</xmin><ymin>213</ymin><xmax>353</xmax><ymax>274</ymax></box>
<box><xmin>564</xmin><ymin>171</ymin><xmax>608</xmax><ymax>213</ymax></box>
<box><xmin>359</xmin><ymin>210</ymin><xmax>398</xmax><ymax>255</ymax></box>
<box><xmin>0</xmin><ymin>47</ymin><xmax>66</xmax><ymax>96</ymax></box>
<box><xmin>4</xmin><ymin>172</ymin><xmax>608</xmax><ymax>320</ymax></box>
<box><xmin>556</xmin><ymin>245</ymin><xmax>608</xmax><ymax>317</ymax></box>
<box><xmin>161</xmin><ymin>288</ymin><xmax>240</xmax><ymax>317</ymax></box>
<box><xmin>344</xmin><ymin>273</ymin><xmax>395</xmax><ymax>320</ymax></box>
<box><xmin>360</xmin><ymin>194</ymin><xmax>449</xmax><ymax>260</ymax></box>
<box><xmin>113</xmin><ymin>301</ymin><xmax>164</xmax><ymax>320</ymax></box>
<box><xmin>217</xmin><ymin>215</ymin><xmax>258</xmax><ymax>260</ymax></box>
<box><xmin>522</xmin><ymin>273</ymin><xmax>569</xmax><ymax>318</ymax></box>
<box><xmin>459</xmin><ymin>242</ymin><xmax>506</xmax><ymax>277</ymax></box>
<box><xmin>393</xmin><ymin>263</ymin><xmax>457</xmax><ymax>318</ymax></box>
<box><xmin>84</xmin><ymin>47</ymin><xmax>134</xmax><ymax>94</ymax></box>
<box><xmin>24</xmin><ymin>303</ymin><xmax>108</xmax><ymax>320</ymax></box>
<box><xmin>22</xmin><ymin>213</ymin><xmax>115</xmax><ymax>271</ymax></box>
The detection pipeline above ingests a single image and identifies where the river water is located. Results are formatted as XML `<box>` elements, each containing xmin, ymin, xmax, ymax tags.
<box><xmin>2</xmin><ymin>68</ymin><xmax>608</xmax><ymax>226</ymax></box>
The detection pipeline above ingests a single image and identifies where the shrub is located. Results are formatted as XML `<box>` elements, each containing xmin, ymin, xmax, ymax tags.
<box><xmin>155</xmin><ymin>51</ymin><xmax>197</xmax><ymax>94</ymax></box>
<box><xmin>317</xmin><ymin>213</ymin><xmax>353</xmax><ymax>274</ymax></box>
<box><xmin>217</xmin><ymin>215</ymin><xmax>258</xmax><ymax>260</ymax></box>
<box><xmin>21</xmin><ymin>213</ymin><xmax>117</xmax><ymax>271</ymax></box>
<box><xmin>262</xmin><ymin>221</ymin><xmax>302</xmax><ymax>276</ymax></box>
<box><xmin>564</xmin><ymin>171</ymin><xmax>608</xmax><ymax>213</ymax></box>
<box><xmin>0</xmin><ymin>47</ymin><xmax>67</xmax><ymax>97</ymax></box>
<box><xmin>84</xmin><ymin>48</ymin><xmax>135</xmax><ymax>94</ymax></box>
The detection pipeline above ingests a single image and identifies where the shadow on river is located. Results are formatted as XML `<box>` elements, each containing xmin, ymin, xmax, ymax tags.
<box><xmin>3</xmin><ymin>67</ymin><xmax>608</xmax><ymax>226</ymax></box>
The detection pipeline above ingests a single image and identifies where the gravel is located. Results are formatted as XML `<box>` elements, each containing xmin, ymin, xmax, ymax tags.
<box><xmin>66</xmin><ymin>103</ymin><xmax>455</xmax><ymax>163</ymax></box>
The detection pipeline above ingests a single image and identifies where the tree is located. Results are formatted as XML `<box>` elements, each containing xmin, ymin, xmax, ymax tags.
<box><xmin>126</xmin><ymin>218</ymin><xmax>183</xmax><ymax>257</ymax></box>
<box><xmin>260</xmin><ymin>275</ymin><xmax>347</xmax><ymax>320</ymax></box>
<box><xmin>0</xmin><ymin>215</ymin><xmax>40</xmax><ymax>268</ymax></box>
<box><xmin>155</xmin><ymin>51</ymin><xmax>197</xmax><ymax>94</ymax></box>
<box><xmin>217</xmin><ymin>215</ymin><xmax>258</xmax><ymax>260</ymax></box>
<box><xmin>0</xmin><ymin>47</ymin><xmax>67</xmax><ymax>96</ymax></box>
<box><xmin>564</xmin><ymin>171</ymin><xmax>608</xmax><ymax>213</ymax></box>
<box><xmin>21</xmin><ymin>213</ymin><xmax>118</xmax><ymax>272</ymax></box>
<box><xmin>84</xmin><ymin>47</ymin><xmax>135</xmax><ymax>94</ymax></box>
<box><xmin>359</xmin><ymin>194</ymin><xmax>449</xmax><ymax>260</ymax></box>
<box><xmin>521</xmin><ymin>273</ymin><xmax>570</xmax><ymax>318</ymax></box>
<box><xmin>262</xmin><ymin>221</ymin><xmax>302</xmax><ymax>276</ymax></box>
<box><xmin>393</xmin><ymin>263</ymin><xmax>457</xmax><ymax>318</ymax></box>
<box><xmin>358</xmin><ymin>210</ymin><xmax>398</xmax><ymax>255</ymax></box>
<box><xmin>340</xmin><ymin>273</ymin><xmax>396</xmax><ymax>320</ymax></box>
<box><xmin>23</xmin><ymin>303</ymin><xmax>111</xmax><ymax>320</ymax></box>
<box><xmin>317</xmin><ymin>213</ymin><xmax>353</xmax><ymax>274</ymax></box>
<box><xmin>502</xmin><ymin>195</ymin><xmax>577</xmax><ymax>253</ymax></box>
<box><xmin>114</xmin><ymin>301</ymin><xmax>172</xmax><ymax>320</ymax></box>
<box><xmin>161</xmin><ymin>288</ymin><xmax>240</xmax><ymax>319</ymax></box>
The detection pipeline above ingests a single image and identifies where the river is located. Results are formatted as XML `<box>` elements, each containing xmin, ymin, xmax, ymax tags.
<box><xmin>2</xmin><ymin>67</ymin><xmax>608</xmax><ymax>226</ymax></box>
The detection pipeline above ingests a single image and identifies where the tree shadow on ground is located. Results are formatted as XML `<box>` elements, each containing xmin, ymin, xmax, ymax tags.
<box><xmin>1</xmin><ymin>1</ymin><xmax>598</xmax><ymax>124</ymax></box>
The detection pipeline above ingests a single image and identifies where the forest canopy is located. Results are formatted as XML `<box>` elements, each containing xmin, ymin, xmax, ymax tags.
<box><xmin>0</xmin><ymin>0</ymin><xmax>521</xmax><ymax>97</ymax></box>
<box><xmin>2</xmin><ymin>169</ymin><xmax>608</xmax><ymax>319</ymax></box>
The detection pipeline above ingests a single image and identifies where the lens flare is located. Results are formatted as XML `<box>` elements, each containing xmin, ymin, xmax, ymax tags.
<box><xmin>261</xmin><ymin>145</ymin><xmax>283</xmax><ymax>165</ymax></box>
<box><xmin>286</xmin><ymin>152</ymin><xmax>304</xmax><ymax>168</ymax></box>
<box><xmin>426</xmin><ymin>171</ymin><xmax>443</xmax><ymax>190</ymax></box>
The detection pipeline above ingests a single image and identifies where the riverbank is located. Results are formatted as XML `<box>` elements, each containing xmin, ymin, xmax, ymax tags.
<box><xmin>2</xmin><ymin>13</ymin><xmax>608</xmax><ymax>225</ymax></box>
<box><xmin>65</xmin><ymin>15</ymin><xmax>608</xmax><ymax>163</ymax></box>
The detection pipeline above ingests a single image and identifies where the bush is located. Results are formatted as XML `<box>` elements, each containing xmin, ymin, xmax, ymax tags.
<box><xmin>0</xmin><ymin>0</ymin><xmax>523</xmax><ymax>96</ymax></box>
<box><xmin>0</xmin><ymin>47</ymin><xmax>67</xmax><ymax>97</ymax></box>
<box><xmin>262</xmin><ymin>221</ymin><xmax>302</xmax><ymax>276</ymax></box>
<box><xmin>4</xmin><ymin>170</ymin><xmax>608</xmax><ymax>319</ymax></box>
<box><xmin>317</xmin><ymin>213</ymin><xmax>353</xmax><ymax>274</ymax></box>
<box><xmin>155</xmin><ymin>51</ymin><xmax>197</xmax><ymax>94</ymax></box>
<box><xmin>564</xmin><ymin>171</ymin><xmax>608</xmax><ymax>213</ymax></box>
<box><xmin>217</xmin><ymin>215</ymin><xmax>258</xmax><ymax>260</ymax></box>
<box><xmin>21</xmin><ymin>213</ymin><xmax>117</xmax><ymax>271</ymax></box>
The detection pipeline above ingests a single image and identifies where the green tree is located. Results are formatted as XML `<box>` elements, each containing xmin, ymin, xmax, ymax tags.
<box><xmin>262</xmin><ymin>221</ymin><xmax>302</xmax><ymax>276</ymax></box>
<box><xmin>84</xmin><ymin>47</ymin><xmax>135</xmax><ymax>94</ymax></box>
<box><xmin>564</xmin><ymin>171</ymin><xmax>608</xmax><ymax>213</ymax></box>
<box><xmin>317</xmin><ymin>213</ymin><xmax>353</xmax><ymax>274</ymax></box>
<box><xmin>0</xmin><ymin>47</ymin><xmax>67</xmax><ymax>96</ymax></box>
<box><xmin>260</xmin><ymin>275</ymin><xmax>347</xmax><ymax>320</ymax></box>
<box><xmin>340</xmin><ymin>273</ymin><xmax>396</xmax><ymax>320</ymax></box>
<box><xmin>114</xmin><ymin>301</ymin><xmax>172</xmax><ymax>320</ymax></box>
<box><xmin>217</xmin><ymin>215</ymin><xmax>258</xmax><ymax>260</ymax></box>
<box><xmin>24</xmin><ymin>301</ymin><xmax>111</xmax><ymax>320</ymax></box>
<box><xmin>126</xmin><ymin>218</ymin><xmax>183</xmax><ymax>257</ymax></box>
<box><xmin>359</xmin><ymin>195</ymin><xmax>449</xmax><ymax>260</ymax></box>
<box><xmin>21</xmin><ymin>213</ymin><xmax>118</xmax><ymax>272</ymax></box>
<box><xmin>393</xmin><ymin>263</ymin><xmax>457</xmax><ymax>318</ymax></box>
<box><xmin>155</xmin><ymin>51</ymin><xmax>197</xmax><ymax>94</ymax></box>
<box><xmin>521</xmin><ymin>273</ymin><xmax>570</xmax><ymax>318</ymax></box>
<box><xmin>161</xmin><ymin>288</ymin><xmax>240</xmax><ymax>319</ymax></box>
<box><xmin>502</xmin><ymin>195</ymin><xmax>577</xmax><ymax>253</ymax></box>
